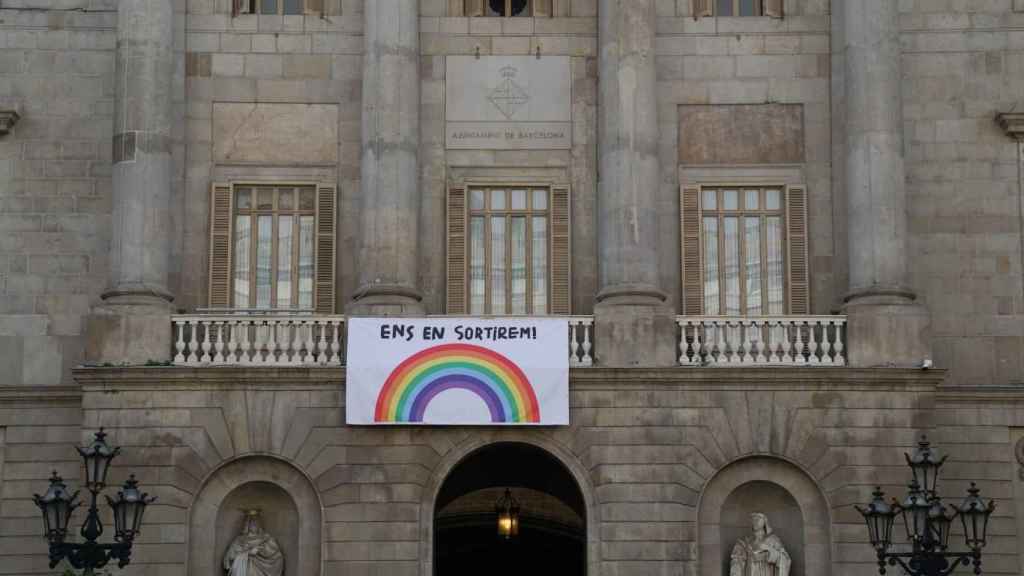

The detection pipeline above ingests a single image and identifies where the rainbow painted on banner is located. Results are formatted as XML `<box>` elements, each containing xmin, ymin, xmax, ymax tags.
<box><xmin>374</xmin><ymin>343</ymin><xmax>540</xmax><ymax>423</ymax></box>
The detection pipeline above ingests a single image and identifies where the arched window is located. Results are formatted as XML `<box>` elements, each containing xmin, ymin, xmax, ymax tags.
<box><xmin>464</xmin><ymin>0</ymin><xmax>553</xmax><ymax>17</ymax></box>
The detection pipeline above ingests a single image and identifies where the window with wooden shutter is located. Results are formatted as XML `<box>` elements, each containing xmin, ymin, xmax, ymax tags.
<box><xmin>785</xmin><ymin>185</ymin><xmax>808</xmax><ymax>314</ymax></box>
<box><xmin>680</xmin><ymin>186</ymin><xmax>703</xmax><ymax>315</ymax></box>
<box><xmin>209</xmin><ymin>183</ymin><xmax>234</xmax><ymax>308</ymax></box>
<box><xmin>694</xmin><ymin>0</ymin><xmax>781</xmax><ymax>17</ymax></box>
<box><xmin>680</xmin><ymin>184</ymin><xmax>807</xmax><ymax>315</ymax></box>
<box><xmin>207</xmin><ymin>182</ymin><xmax>337</xmax><ymax>313</ymax></box>
<box><xmin>315</xmin><ymin>184</ymin><xmax>337</xmax><ymax>314</ymax></box>
<box><xmin>447</xmin><ymin>184</ymin><xmax>570</xmax><ymax>315</ymax></box>
<box><xmin>446</xmin><ymin>186</ymin><xmax>468</xmax><ymax>314</ymax></box>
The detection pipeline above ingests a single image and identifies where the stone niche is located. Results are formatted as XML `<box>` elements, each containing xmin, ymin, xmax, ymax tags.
<box><xmin>698</xmin><ymin>457</ymin><xmax>831</xmax><ymax>576</ymax></box>
<box><xmin>720</xmin><ymin>481</ymin><xmax>804</xmax><ymax>576</ymax></box>
<box><xmin>216</xmin><ymin>482</ymin><xmax>298</xmax><ymax>576</ymax></box>
<box><xmin>189</xmin><ymin>456</ymin><xmax>322</xmax><ymax>576</ymax></box>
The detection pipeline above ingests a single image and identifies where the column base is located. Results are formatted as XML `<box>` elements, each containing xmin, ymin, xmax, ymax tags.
<box><xmin>347</xmin><ymin>283</ymin><xmax>425</xmax><ymax>316</ymax></box>
<box><xmin>594</xmin><ymin>285</ymin><xmax>676</xmax><ymax>367</ymax></box>
<box><xmin>85</xmin><ymin>296</ymin><xmax>174</xmax><ymax>365</ymax></box>
<box><xmin>842</xmin><ymin>291</ymin><xmax>931</xmax><ymax>368</ymax></box>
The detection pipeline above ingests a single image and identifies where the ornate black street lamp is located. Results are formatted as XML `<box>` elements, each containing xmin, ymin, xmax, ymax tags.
<box><xmin>857</xmin><ymin>436</ymin><xmax>995</xmax><ymax>576</ymax></box>
<box><xmin>33</xmin><ymin>429</ymin><xmax>155</xmax><ymax>576</ymax></box>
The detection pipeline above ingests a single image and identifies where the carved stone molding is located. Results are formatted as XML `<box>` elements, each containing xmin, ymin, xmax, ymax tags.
<box><xmin>0</xmin><ymin>110</ymin><xmax>20</xmax><ymax>136</ymax></box>
<box><xmin>996</xmin><ymin>112</ymin><xmax>1024</xmax><ymax>141</ymax></box>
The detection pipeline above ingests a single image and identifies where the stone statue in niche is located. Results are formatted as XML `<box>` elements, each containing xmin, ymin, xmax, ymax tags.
<box><xmin>729</xmin><ymin>512</ymin><xmax>791</xmax><ymax>576</ymax></box>
<box><xmin>223</xmin><ymin>509</ymin><xmax>284</xmax><ymax>576</ymax></box>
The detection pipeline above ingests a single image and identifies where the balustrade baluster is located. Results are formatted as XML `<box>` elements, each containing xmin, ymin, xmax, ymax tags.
<box><xmin>580</xmin><ymin>321</ymin><xmax>593</xmax><ymax>366</ymax></box>
<box><xmin>569</xmin><ymin>322</ymin><xmax>580</xmax><ymax>367</ymax></box>
<box><xmin>200</xmin><ymin>321</ymin><xmax>213</xmax><ymax>363</ymax></box>
<box><xmin>174</xmin><ymin>320</ymin><xmax>186</xmax><ymax>363</ymax></box>
<box><xmin>330</xmin><ymin>322</ymin><xmax>342</xmax><ymax>364</ymax></box>
<box><xmin>807</xmin><ymin>320</ymin><xmax>821</xmax><ymax>364</ymax></box>
<box><xmin>213</xmin><ymin>321</ymin><xmax>226</xmax><ymax>364</ymax></box>
<box><xmin>833</xmin><ymin>320</ymin><xmax>846</xmax><ymax>364</ymax></box>
<box><xmin>820</xmin><ymin>321</ymin><xmax>833</xmax><ymax>365</ymax></box>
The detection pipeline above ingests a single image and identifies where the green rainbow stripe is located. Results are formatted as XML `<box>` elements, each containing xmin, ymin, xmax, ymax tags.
<box><xmin>374</xmin><ymin>343</ymin><xmax>540</xmax><ymax>423</ymax></box>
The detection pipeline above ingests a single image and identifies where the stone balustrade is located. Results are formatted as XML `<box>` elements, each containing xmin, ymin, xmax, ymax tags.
<box><xmin>172</xmin><ymin>314</ymin><xmax>347</xmax><ymax>366</ymax></box>
<box><xmin>172</xmin><ymin>315</ymin><xmax>596</xmax><ymax>367</ymax></box>
<box><xmin>677</xmin><ymin>316</ymin><xmax>847</xmax><ymax>366</ymax></box>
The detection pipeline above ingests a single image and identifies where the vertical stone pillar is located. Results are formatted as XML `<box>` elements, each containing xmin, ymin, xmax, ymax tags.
<box><xmin>841</xmin><ymin>0</ymin><xmax>930</xmax><ymax>366</ymax></box>
<box><xmin>86</xmin><ymin>0</ymin><xmax>175</xmax><ymax>363</ymax></box>
<box><xmin>593</xmin><ymin>0</ymin><xmax>675</xmax><ymax>366</ymax></box>
<box><xmin>349</xmin><ymin>0</ymin><xmax>423</xmax><ymax>315</ymax></box>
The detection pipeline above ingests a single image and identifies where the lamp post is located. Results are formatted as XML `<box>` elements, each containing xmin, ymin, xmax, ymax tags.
<box><xmin>856</xmin><ymin>435</ymin><xmax>995</xmax><ymax>576</ymax></box>
<box><xmin>33</xmin><ymin>429</ymin><xmax>155</xmax><ymax>576</ymax></box>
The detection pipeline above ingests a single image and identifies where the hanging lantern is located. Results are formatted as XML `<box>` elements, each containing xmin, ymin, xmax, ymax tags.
<box><xmin>927</xmin><ymin>496</ymin><xmax>955</xmax><ymax>550</ymax></box>
<box><xmin>77</xmin><ymin>429</ymin><xmax>120</xmax><ymax>490</ymax></box>
<box><xmin>953</xmin><ymin>483</ymin><xmax>995</xmax><ymax>552</ymax></box>
<box><xmin>33</xmin><ymin>471</ymin><xmax>80</xmax><ymax>544</ymax></box>
<box><xmin>495</xmin><ymin>488</ymin><xmax>521</xmax><ymax>539</ymax></box>
<box><xmin>855</xmin><ymin>486</ymin><xmax>899</xmax><ymax>553</ymax></box>
<box><xmin>905</xmin><ymin>435</ymin><xmax>946</xmax><ymax>497</ymax></box>
<box><xmin>106</xmin><ymin>475</ymin><xmax>156</xmax><ymax>542</ymax></box>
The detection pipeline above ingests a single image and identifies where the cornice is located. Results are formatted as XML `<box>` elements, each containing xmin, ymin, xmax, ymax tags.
<box><xmin>74</xmin><ymin>366</ymin><xmax>946</xmax><ymax>392</ymax></box>
<box><xmin>0</xmin><ymin>385</ymin><xmax>82</xmax><ymax>405</ymax></box>
<box><xmin>935</xmin><ymin>385</ymin><xmax>1024</xmax><ymax>404</ymax></box>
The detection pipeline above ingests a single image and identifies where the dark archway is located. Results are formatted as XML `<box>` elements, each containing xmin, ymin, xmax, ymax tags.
<box><xmin>434</xmin><ymin>442</ymin><xmax>586</xmax><ymax>576</ymax></box>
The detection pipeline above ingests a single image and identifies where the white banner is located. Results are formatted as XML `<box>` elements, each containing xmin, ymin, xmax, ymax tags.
<box><xmin>345</xmin><ymin>317</ymin><xmax>569</xmax><ymax>426</ymax></box>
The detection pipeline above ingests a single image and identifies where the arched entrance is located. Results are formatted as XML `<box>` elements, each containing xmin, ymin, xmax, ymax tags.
<box><xmin>434</xmin><ymin>442</ymin><xmax>586</xmax><ymax>576</ymax></box>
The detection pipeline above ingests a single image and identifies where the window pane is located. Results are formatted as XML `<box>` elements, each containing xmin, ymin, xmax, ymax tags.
<box><xmin>766</xmin><ymin>216</ymin><xmax>784</xmax><ymax>314</ymax></box>
<box><xmin>722</xmin><ymin>189</ymin><xmax>738</xmax><ymax>210</ymax></box>
<box><xmin>532</xmin><ymin>189</ymin><xmax>547</xmax><ymax>210</ymax></box>
<box><xmin>510</xmin><ymin>0</ymin><xmax>529</xmax><ymax>16</ymax></box>
<box><xmin>532</xmin><ymin>216</ymin><xmax>547</xmax><ymax>314</ymax></box>
<box><xmin>511</xmin><ymin>189</ymin><xmax>527</xmax><ymax>210</ymax></box>
<box><xmin>256</xmin><ymin>215</ymin><xmax>273</xmax><ymax>308</ymax></box>
<box><xmin>739</xmin><ymin>0</ymin><xmax>756</xmax><ymax>16</ymax></box>
<box><xmin>277</xmin><ymin>216</ymin><xmax>293</xmax><ymax>309</ymax></box>
<box><xmin>510</xmin><ymin>217</ymin><xmax>527</xmax><ymax>314</ymax></box>
<box><xmin>470</xmin><ymin>217</ymin><xmax>486</xmax><ymax>314</ymax></box>
<box><xmin>258</xmin><ymin>188</ymin><xmax>274</xmax><ymax>210</ymax></box>
<box><xmin>745</xmin><ymin>189</ymin><xmax>759</xmax><ymax>210</ymax></box>
<box><xmin>298</xmin><ymin>216</ymin><xmax>314</xmax><ymax>309</ymax></box>
<box><xmin>237</xmin><ymin>188</ymin><xmax>251</xmax><ymax>210</ymax></box>
<box><xmin>702</xmin><ymin>189</ymin><xmax>716</xmax><ymax>210</ymax></box>
<box><xmin>491</xmin><ymin>189</ymin><xmax>506</xmax><ymax>210</ymax></box>
<box><xmin>299</xmin><ymin>188</ymin><xmax>315</xmax><ymax>211</ymax></box>
<box><xmin>279</xmin><ymin>188</ymin><xmax>294</xmax><ymax>211</ymax></box>
<box><xmin>491</xmin><ymin>217</ymin><xmax>506</xmax><ymax>314</ymax></box>
<box><xmin>766</xmin><ymin>188</ymin><xmax>781</xmax><ymax>210</ymax></box>
<box><xmin>261</xmin><ymin>0</ymin><xmax>276</xmax><ymax>14</ymax></box>
<box><xmin>282</xmin><ymin>0</ymin><xmax>301</xmax><ymax>14</ymax></box>
<box><xmin>716</xmin><ymin>0</ymin><xmax>733</xmax><ymax>15</ymax></box>
<box><xmin>745</xmin><ymin>216</ymin><xmax>761</xmax><ymax>315</ymax></box>
<box><xmin>723</xmin><ymin>216</ymin><xmax>740</xmax><ymax>315</ymax></box>
<box><xmin>471</xmin><ymin>189</ymin><xmax>485</xmax><ymax>210</ymax></box>
<box><xmin>702</xmin><ymin>217</ymin><xmax>719</xmax><ymax>315</ymax></box>
<box><xmin>486</xmin><ymin>0</ymin><xmax>503</xmax><ymax>15</ymax></box>
<box><xmin>234</xmin><ymin>216</ymin><xmax>251</xmax><ymax>307</ymax></box>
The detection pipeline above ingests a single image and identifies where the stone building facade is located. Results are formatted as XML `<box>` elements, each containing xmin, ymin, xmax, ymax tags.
<box><xmin>1</xmin><ymin>0</ymin><xmax>1024</xmax><ymax>575</ymax></box>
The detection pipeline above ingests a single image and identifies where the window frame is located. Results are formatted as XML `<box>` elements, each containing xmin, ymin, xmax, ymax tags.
<box><xmin>698</xmin><ymin>185</ymin><xmax>788</xmax><ymax>316</ymax></box>
<box><xmin>466</xmin><ymin>184</ymin><xmax>553</xmax><ymax>315</ymax></box>
<box><xmin>231</xmin><ymin>183</ymin><xmax>318</xmax><ymax>311</ymax></box>
<box><xmin>464</xmin><ymin>0</ymin><xmax>553</xmax><ymax>17</ymax></box>
<box><xmin>679</xmin><ymin>169</ymin><xmax>808</xmax><ymax>317</ymax></box>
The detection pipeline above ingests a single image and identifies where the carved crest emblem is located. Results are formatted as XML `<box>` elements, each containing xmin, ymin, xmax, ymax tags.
<box><xmin>488</xmin><ymin>66</ymin><xmax>530</xmax><ymax>119</ymax></box>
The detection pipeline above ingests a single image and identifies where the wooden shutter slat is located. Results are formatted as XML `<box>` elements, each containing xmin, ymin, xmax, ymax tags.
<box><xmin>447</xmin><ymin>186</ymin><xmax>468</xmax><ymax>314</ymax></box>
<box><xmin>550</xmin><ymin>185</ymin><xmax>571</xmax><ymax>315</ymax></box>
<box><xmin>764</xmin><ymin>0</ymin><xmax>784</xmax><ymax>18</ymax></box>
<box><xmin>681</xmin><ymin>186</ymin><xmax>703</xmax><ymax>315</ymax></box>
<box><xmin>208</xmin><ymin>183</ymin><xmax>234</xmax><ymax>308</ymax></box>
<box><xmin>692</xmin><ymin>0</ymin><xmax>712</xmax><ymax>19</ymax></box>
<box><xmin>315</xmin><ymin>185</ymin><xmax>337</xmax><ymax>314</ymax></box>
<box><xmin>786</xmin><ymin>185</ymin><xmax>809</xmax><ymax>314</ymax></box>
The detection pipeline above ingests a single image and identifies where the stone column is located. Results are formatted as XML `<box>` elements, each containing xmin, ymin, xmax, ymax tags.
<box><xmin>349</xmin><ymin>0</ymin><xmax>423</xmax><ymax>315</ymax></box>
<box><xmin>593</xmin><ymin>0</ymin><xmax>675</xmax><ymax>366</ymax></box>
<box><xmin>86</xmin><ymin>0</ymin><xmax>175</xmax><ymax>363</ymax></box>
<box><xmin>841</xmin><ymin>0</ymin><xmax>930</xmax><ymax>366</ymax></box>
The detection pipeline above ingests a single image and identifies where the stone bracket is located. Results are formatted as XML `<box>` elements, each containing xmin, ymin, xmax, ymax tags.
<box><xmin>996</xmin><ymin>112</ymin><xmax>1024</xmax><ymax>141</ymax></box>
